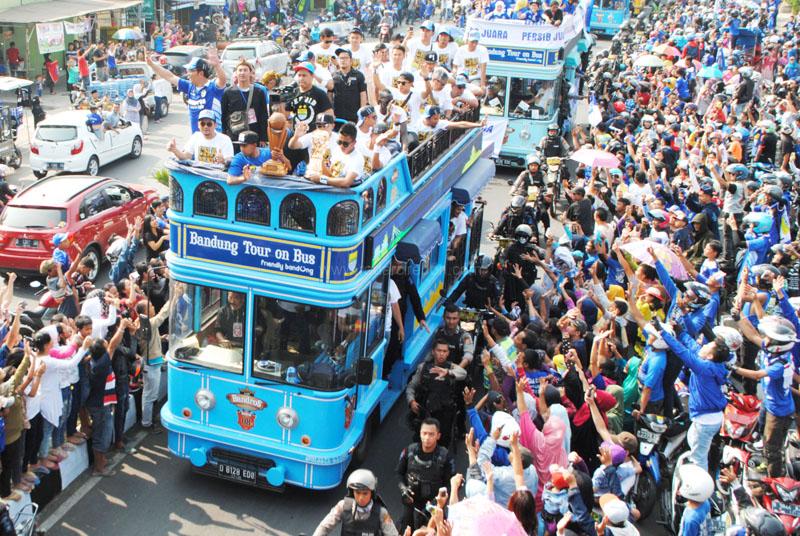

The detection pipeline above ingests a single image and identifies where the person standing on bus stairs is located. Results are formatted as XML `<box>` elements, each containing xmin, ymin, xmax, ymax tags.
<box><xmin>406</xmin><ymin>339</ymin><xmax>466</xmax><ymax>449</ymax></box>
<box><xmin>436</xmin><ymin>303</ymin><xmax>475</xmax><ymax>438</ymax></box>
<box><xmin>396</xmin><ymin>417</ymin><xmax>455</xmax><ymax>531</ymax></box>
<box><xmin>384</xmin><ymin>257</ymin><xmax>429</xmax><ymax>382</ymax></box>
<box><xmin>312</xmin><ymin>469</ymin><xmax>399</xmax><ymax>536</ymax></box>
<box><xmin>443</xmin><ymin>254</ymin><xmax>500</xmax><ymax>310</ymax></box>
<box><xmin>146</xmin><ymin>51</ymin><xmax>227</xmax><ymax>133</ymax></box>
<box><xmin>134</xmin><ymin>289</ymin><xmax>175</xmax><ymax>433</ymax></box>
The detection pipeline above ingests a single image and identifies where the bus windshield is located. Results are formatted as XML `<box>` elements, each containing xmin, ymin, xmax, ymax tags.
<box><xmin>598</xmin><ymin>0</ymin><xmax>626</xmax><ymax>8</ymax></box>
<box><xmin>509</xmin><ymin>78</ymin><xmax>559</xmax><ymax>120</ymax></box>
<box><xmin>252</xmin><ymin>296</ymin><xmax>366</xmax><ymax>391</ymax></box>
<box><xmin>169</xmin><ymin>282</ymin><xmax>245</xmax><ymax>374</ymax></box>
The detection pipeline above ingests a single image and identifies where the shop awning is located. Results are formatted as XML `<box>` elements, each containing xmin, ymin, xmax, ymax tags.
<box><xmin>451</xmin><ymin>158</ymin><xmax>495</xmax><ymax>205</ymax></box>
<box><xmin>395</xmin><ymin>219</ymin><xmax>442</xmax><ymax>264</ymax></box>
<box><xmin>0</xmin><ymin>0</ymin><xmax>142</xmax><ymax>24</ymax></box>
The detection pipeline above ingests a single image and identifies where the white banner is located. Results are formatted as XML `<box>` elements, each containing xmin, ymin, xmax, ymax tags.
<box><xmin>483</xmin><ymin>118</ymin><xmax>508</xmax><ymax>158</ymax></box>
<box><xmin>63</xmin><ymin>20</ymin><xmax>91</xmax><ymax>35</ymax></box>
<box><xmin>36</xmin><ymin>22</ymin><xmax>65</xmax><ymax>54</ymax></box>
<box><xmin>465</xmin><ymin>10</ymin><xmax>584</xmax><ymax>50</ymax></box>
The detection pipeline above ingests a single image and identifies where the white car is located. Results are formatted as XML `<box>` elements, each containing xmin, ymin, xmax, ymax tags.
<box><xmin>30</xmin><ymin>110</ymin><xmax>143</xmax><ymax>179</ymax></box>
<box><xmin>220</xmin><ymin>39</ymin><xmax>290</xmax><ymax>79</ymax></box>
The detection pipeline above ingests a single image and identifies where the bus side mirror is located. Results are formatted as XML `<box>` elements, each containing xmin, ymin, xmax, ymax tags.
<box><xmin>355</xmin><ymin>359</ymin><xmax>373</xmax><ymax>386</ymax></box>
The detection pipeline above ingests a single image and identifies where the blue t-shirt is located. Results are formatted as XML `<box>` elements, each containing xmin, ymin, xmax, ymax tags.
<box><xmin>639</xmin><ymin>348</ymin><xmax>667</xmax><ymax>402</ymax></box>
<box><xmin>680</xmin><ymin>500</ymin><xmax>710</xmax><ymax>536</ymax></box>
<box><xmin>228</xmin><ymin>148</ymin><xmax>272</xmax><ymax>178</ymax></box>
<box><xmin>154</xmin><ymin>35</ymin><xmax>165</xmax><ymax>53</ymax></box>
<box><xmin>177</xmin><ymin>78</ymin><xmax>224</xmax><ymax>133</ymax></box>
<box><xmin>52</xmin><ymin>248</ymin><xmax>70</xmax><ymax>272</ymax></box>
<box><xmin>761</xmin><ymin>347</ymin><xmax>796</xmax><ymax>417</ymax></box>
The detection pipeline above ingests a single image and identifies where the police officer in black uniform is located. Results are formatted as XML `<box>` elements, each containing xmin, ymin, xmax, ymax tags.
<box><xmin>396</xmin><ymin>416</ymin><xmax>455</xmax><ymax>531</ymax></box>
<box><xmin>510</xmin><ymin>154</ymin><xmax>545</xmax><ymax>196</ymax></box>
<box><xmin>405</xmin><ymin>339</ymin><xmax>467</xmax><ymax>450</ymax></box>
<box><xmin>312</xmin><ymin>469</ymin><xmax>398</xmax><ymax>536</ymax></box>
<box><xmin>495</xmin><ymin>195</ymin><xmax>535</xmax><ymax>238</ymax></box>
<box><xmin>503</xmin><ymin>224</ymin><xmax>539</xmax><ymax>307</ymax></box>
<box><xmin>444</xmin><ymin>255</ymin><xmax>500</xmax><ymax>310</ymax></box>
<box><xmin>435</xmin><ymin>303</ymin><xmax>476</xmax><ymax>437</ymax></box>
<box><xmin>539</xmin><ymin>122</ymin><xmax>570</xmax><ymax>158</ymax></box>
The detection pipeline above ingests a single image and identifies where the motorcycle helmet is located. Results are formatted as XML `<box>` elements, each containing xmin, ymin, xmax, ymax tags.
<box><xmin>766</xmin><ymin>185</ymin><xmax>785</xmax><ymax>204</ymax></box>
<box><xmin>713</xmin><ymin>325</ymin><xmax>743</xmax><ymax>353</ymax></box>
<box><xmin>684</xmin><ymin>282</ymin><xmax>711</xmax><ymax>311</ymax></box>
<box><xmin>347</xmin><ymin>469</ymin><xmax>377</xmax><ymax>492</ymax></box>
<box><xmin>752</xmin><ymin>264</ymin><xmax>781</xmax><ymax>290</ymax></box>
<box><xmin>476</xmin><ymin>255</ymin><xmax>493</xmax><ymax>276</ymax></box>
<box><xmin>525</xmin><ymin>153</ymin><xmax>541</xmax><ymax>167</ymax></box>
<box><xmin>678</xmin><ymin>464</ymin><xmax>714</xmax><ymax>502</ymax></box>
<box><xmin>510</xmin><ymin>195</ymin><xmax>526</xmax><ymax>212</ymax></box>
<box><xmin>759</xmin><ymin>315</ymin><xmax>798</xmax><ymax>354</ymax></box>
<box><xmin>775</xmin><ymin>171</ymin><xmax>793</xmax><ymax>190</ymax></box>
<box><xmin>740</xmin><ymin>66</ymin><xmax>753</xmax><ymax>78</ymax></box>
<box><xmin>547</xmin><ymin>123</ymin><xmax>559</xmax><ymax>136</ymax></box>
<box><xmin>515</xmin><ymin>224</ymin><xmax>533</xmax><ymax>245</ymax></box>
<box><xmin>741</xmin><ymin>507</ymin><xmax>787</xmax><ymax>536</ymax></box>
<box><xmin>647</xmin><ymin>319</ymin><xmax>673</xmax><ymax>350</ymax></box>
<box><xmin>742</xmin><ymin>212</ymin><xmax>773</xmax><ymax>234</ymax></box>
<box><xmin>724</xmin><ymin>163</ymin><xmax>750</xmax><ymax>181</ymax></box>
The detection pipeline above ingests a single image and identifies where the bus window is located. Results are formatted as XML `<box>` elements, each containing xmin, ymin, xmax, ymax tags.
<box><xmin>280</xmin><ymin>194</ymin><xmax>315</xmax><ymax>233</ymax></box>
<box><xmin>236</xmin><ymin>187</ymin><xmax>270</xmax><ymax>226</ymax></box>
<box><xmin>169</xmin><ymin>282</ymin><xmax>245</xmax><ymax>374</ymax></box>
<box><xmin>252</xmin><ymin>295</ymin><xmax>367</xmax><ymax>391</ymax></box>
<box><xmin>376</xmin><ymin>178</ymin><xmax>387</xmax><ymax>212</ymax></box>
<box><xmin>509</xmin><ymin>79</ymin><xmax>558</xmax><ymax>120</ymax></box>
<box><xmin>482</xmin><ymin>76</ymin><xmax>507</xmax><ymax>116</ymax></box>
<box><xmin>328</xmin><ymin>200</ymin><xmax>360</xmax><ymax>236</ymax></box>
<box><xmin>362</xmin><ymin>189</ymin><xmax>374</xmax><ymax>225</ymax></box>
<box><xmin>170</xmin><ymin>178</ymin><xmax>183</xmax><ymax>213</ymax></box>
<box><xmin>365</xmin><ymin>271</ymin><xmax>388</xmax><ymax>356</ymax></box>
<box><xmin>194</xmin><ymin>181</ymin><xmax>228</xmax><ymax>219</ymax></box>
<box><xmin>420</xmin><ymin>243</ymin><xmax>440</xmax><ymax>281</ymax></box>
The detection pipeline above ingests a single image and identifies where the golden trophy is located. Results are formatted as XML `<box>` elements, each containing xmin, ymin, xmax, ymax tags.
<box><xmin>259</xmin><ymin>112</ymin><xmax>292</xmax><ymax>176</ymax></box>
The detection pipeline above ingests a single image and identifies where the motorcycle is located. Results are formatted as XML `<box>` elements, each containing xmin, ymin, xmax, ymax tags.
<box><xmin>543</xmin><ymin>156</ymin><xmax>562</xmax><ymax>202</ymax></box>
<box><xmin>633</xmin><ymin>413</ymin><xmax>689</xmax><ymax>520</ymax></box>
<box><xmin>663</xmin><ymin>452</ymin><xmax>729</xmax><ymax>535</ymax></box>
<box><xmin>757</xmin><ymin>476</ymin><xmax>800</xmax><ymax>534</ymax></box>
<box><xmin>379</xmin><ymin>23</ymin><xmax>391</xmax><ymax>43</ymax></box>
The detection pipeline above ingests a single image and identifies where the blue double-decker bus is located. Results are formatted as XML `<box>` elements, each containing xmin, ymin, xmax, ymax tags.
<box><xmin>160</xmin><ymin>110</ymin><xmax>494</xmax><ymax>490</ymax></box>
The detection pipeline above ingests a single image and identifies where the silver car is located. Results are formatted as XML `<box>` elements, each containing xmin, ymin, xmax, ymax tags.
<box><xmin>221</xmin><ymin>40</ymin><xmax>290</xmax><ymax>79</ymax></box>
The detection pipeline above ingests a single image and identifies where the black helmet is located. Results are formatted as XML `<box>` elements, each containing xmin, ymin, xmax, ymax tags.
<box><xmin>514</xmin><ymin>224</ymin><xmax>533</xmax><ymax>244</ymax></box>
<box><xmin>766</xmin><ymin>185</ymin><xmax>784</xmax><ymax>204</ymax></box>
<box><xmin>742</xmin><ymin>507</ymin><xmax>787</xmax><ymax>536</ymax></box>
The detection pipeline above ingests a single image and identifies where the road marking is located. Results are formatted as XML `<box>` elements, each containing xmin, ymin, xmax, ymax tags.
<box><xmin>39</xmin><ymin>429</ymin><xmax>149</xmax><ymax>532</ymax></box>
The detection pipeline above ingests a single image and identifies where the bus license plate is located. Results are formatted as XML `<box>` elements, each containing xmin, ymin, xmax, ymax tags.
<box><xmin>217</xmin><ymin>462</ymin><xmax>257</xmax><ymax>484</ymax></box>
<box><xmin>773</xmin><ymin>501</ymin><xmax>800</xmax><ymax>518</ymax></box>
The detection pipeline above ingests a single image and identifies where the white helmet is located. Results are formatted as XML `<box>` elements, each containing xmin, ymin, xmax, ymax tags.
<box><xmin>679</xmin><ymin>464</ymin><xmax>714</xmax><ymax>502</ymax></box>
<box><xmin>758</xmin><ymin>316</ymin><xmax>799</xmax><ymax>354</ymax></box>
<box><xmin>490</xmin><ymin>411</ymin><xmax>521</xmax><ymax>448</ymax></box>
<box><xmin>347</xmin><ymin>469</ymin><xmax>377</xmax><ymax>492</ymax></box>
<box><xmin>713</xmin><ymin>326</ymin><xmax>743</xmax><ymax>353</ymax></box>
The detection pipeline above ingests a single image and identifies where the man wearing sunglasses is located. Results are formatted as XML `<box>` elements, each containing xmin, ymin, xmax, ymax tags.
<box><xmin>306</xmin><ymin>122</ymin><xmax>364</xmax><ymax>188</ymax></box>
<box><xmin>309</xmin><ymin>28</ymin><xmax>338</xmax><ymax>73</ymax></box>
<box><xmin>167</xmin><ymin>109</ymin><xmax>233</xmax><ymax>169</ymax></box>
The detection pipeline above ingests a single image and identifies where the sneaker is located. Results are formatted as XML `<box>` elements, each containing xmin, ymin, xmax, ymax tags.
<box><xmin>92</xmin><ymin>468</ymin><xmax>116</xmax><ymax>477</ymax></box>
<box><xmin>2</xmin><ymin>492</ymin><xmax>21</xmax><ymax>502</ymax></box>
<box><xmin>22</xmin><ymin>472</ymin><xmax>37</xmax><ymax>484</ymax></box>
<box><xmin>61</xmin><ymin>443</ymin><xmax>76</xmax><ymax>452</ymax></box>
<box><xmin>142</xmin><ymin>424</ymin><xmax>163</xmax><ymax>435</ymax></box>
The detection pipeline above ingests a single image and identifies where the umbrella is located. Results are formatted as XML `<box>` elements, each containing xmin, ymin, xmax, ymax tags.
<box><xmin>620</xmin><ymin>240</ymin><xmax>690</xmax><ymax>280</ymax></box>
<box><xmin>653</xmin><ymin>43</ymin><xmax>681</xmax><ymax>57</ymax></box>
<box><xmin>570</xmin><ymin>148</ymin><xmax>620</xmax><ymax>168</ymax></box>
<box><xmin>634</xmin><ymin>54</ymin><xmax>665</xmax><ymax>68</ymax></box>
<box><xmin>447</xmin><ymin>497</ymin><xmax>528</xmax><ymax>536</ymax></box>
<box><xmin>698</xmin><ymin>64</ymin><xmax>723</xmax><ymax>79</ymax></box>
<box><xmin>112</xmin><ymin>27</ymin><xmax>144</xmax><ymax>40</ymax></box>
<box><xmin>0</xmin><ymin>76</ymin><xmax>33</xmax><ymax>92</ymax></box>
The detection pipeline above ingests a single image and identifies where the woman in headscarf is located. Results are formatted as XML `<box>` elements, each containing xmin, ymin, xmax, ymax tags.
<box><xmin>122</xmin><ymin>89</ymin><xmax>141</xmax><ymax>125</ymax></box>
<box><xmin>606</xmin><ymin>385</ymin><xmax>625</xmax><ymax>435</ymax></box>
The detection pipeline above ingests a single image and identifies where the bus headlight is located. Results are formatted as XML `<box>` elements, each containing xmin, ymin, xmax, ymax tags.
<box><xmin>276</xmin><ymin>407</ymin><xmax>299</xmax><ymax>430</ymax></box>
<box><xmin>520</xmin><ymin>129</ymin><xmax>531</xmax><ymax>140</ymax></box>
<box><xmin>194</xmin><ymin>389</ymin><xmax>216</xmax><ymax>411</ymax></box>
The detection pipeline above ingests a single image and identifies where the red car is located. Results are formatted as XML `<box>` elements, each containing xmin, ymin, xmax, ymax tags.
<box><xmin>0</xmin><ymin>176</ymin><xmax>159</xmax><ymax>280</ymax></box>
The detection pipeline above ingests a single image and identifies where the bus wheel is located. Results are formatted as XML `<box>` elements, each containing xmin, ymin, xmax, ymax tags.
<box><xmin>352</xmin><ymin>416</ymin><xmax>374</xmax><ymax>465</ymax></box>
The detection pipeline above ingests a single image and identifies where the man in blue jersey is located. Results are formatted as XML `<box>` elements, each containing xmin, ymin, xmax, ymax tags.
<box><xmin>146</xmin><ymin>48</ymin><xmax>227</xmax><ymax>133</ymax></box>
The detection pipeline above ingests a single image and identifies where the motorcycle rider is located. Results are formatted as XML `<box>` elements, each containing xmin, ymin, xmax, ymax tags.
<box><xmin>312</xmin><ymin>469</ymin><xmax>398</xmax><ymax>536</ymax></box>
<box><xmin>538</xmin><ymin>123</ymin><xmax>570</xmax><ymax>158</ymax></box>
<box><xmin>444</xmin><ymin>255</ymin><xmax>500</xmax><ymax>310</ymax></box>
<box><xmin>502</xmin><ymin>224</ymin><xmax>539</xmax><ymax>307</ymax></box>
<box><xmin>733</xmin><ymin>313</ymin><xmax>798</xmax><ymax>477</ymax></box>
<box><xmin>510</xmin><ymin>153</ymin><xmax>545</xmax><ymax>196</ymax></box>
<box><xmin>494</xmin><ymin>196</ymin><xmax>534</xmax><ymax>238</ymax></box>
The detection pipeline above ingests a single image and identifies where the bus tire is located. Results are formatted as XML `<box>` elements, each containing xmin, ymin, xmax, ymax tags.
<box><xmin>352</xmin><ymin>414</ymin><xmax>375</xmax><ymax>465</ymax></box>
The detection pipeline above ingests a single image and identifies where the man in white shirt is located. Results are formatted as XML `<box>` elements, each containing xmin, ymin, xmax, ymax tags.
<box><xmin>306</xmin><ymin>122</ymin><xmax>364</xmax><ymax>188</ymax></box>
<box><xmin>450</xmin><ymin>74</ymin><xmax>480</xmax><ymax>113</ymax></box>
<box><xmin>167</xmin><ymin>109</ymin><xmax>233</xmax><ymax>168</ymax></box>
<box><xmin>309</xmin><ymin>27</ymin><xmax>337</xmax><ymax>72</ymax></box>
<box><xmin>404</xmin><ymin>21</ymin><xmax>435</xmax><ymax>71</ymax></box>
<box><xmin>414</xmin><ymin>104</ymin><xmax>484</xmax><ymax>143</ymax></box>
<box><xmin>345</xmin><ymin>27</ymin><xmax>372</xmax><ymax>72</ymax></box>
<box><xmin>293</xmin><ymin>51</ymin><xmax>333</xmax><ymax>91</ymax></box>
<box><xmin>288</xmin><ymin>113</ymin><xmax>338</xmax><ymax>177</ymax></box>
<box><xmin>374</xmin><ymin>45</ymin><xmax>407</xmax><ymax>101</ymax></box>
<box><xmin>431</xmin><ymin>28</ymin><xmax>458</xmax><ymax>71</ymax></box>
<box><xmin>151</xmin><ymin>74</ymin><xmax>172</xmax><ymax>122</ymax></box>
<box><xmin>453</xmin><ymin>29</ymin><xmax>489</xmax><ymax>97</ymax></box>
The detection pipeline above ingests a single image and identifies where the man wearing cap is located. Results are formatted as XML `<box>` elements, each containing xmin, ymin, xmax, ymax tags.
<box><xmin>425</xmin><ymin>67</ymin><xmax>455</xmax><ymax>116</ymax></box>
<box><xmin>431</xmin><ymin>28</ymin><xmax>457</xmax><ymax>70</ymax></box>
<box><xmin>221</xmin><ymin>60</ymin><xmax>269</xmax><ymax>150</ymax></box>
<box><xmin>167</xmin><ymin>109</ymin><xmax>233</xmax><ymax>168</ymax></box>
<box><xmin>449</xmin><ymin>75</ymin><xmax>480</xmax><ymax>112</ymax></box>
<box><xmin>598</xmin><ymin>494</ymin><xmax>639</xmax><ymax>535</ymax></box>
<box><xmin>403</xmin><ymin>21</ymin><xmax>435</xmax><ymax>71</ymax></box>
<box><xmin>414</xmin><ymin>105</ymin><xmax>484</xmax><ymax>144</ymax></box>
<box><xmin>453</xmin><ymin>30</ymin><xmax>489</xmax><ymax>94</ymax></box>
<box><xmin>309</xmin><ymin>27</ymin><xmax>338</xmax><ymax>72</ymax></box>
<box><xmin>289</xmin><ymin>61</ymin><xmax>333</xmax><ymax>130</ymax></box>
<box><xmin>147</xmin><ymin>48</ymin><xmax>227</xmax><ymax>133</ymax></box>
<box><xmin>306</xmin><ymin>122</ymin><xmax>364</xmax><ymax>188</ymax></box>
<box><xmin>332</xmin><ymin>48</ymin><xmax>368</xmax><ymax>123</ymax></box>
<box><xmin>227</xmin><ymin>131</ymin><xmax>272</xmax><ymax>185</ymax></box>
